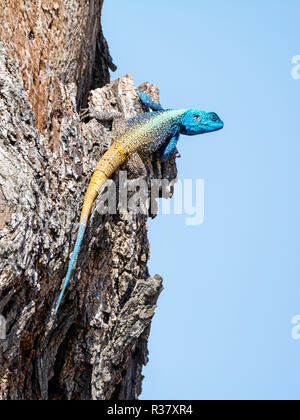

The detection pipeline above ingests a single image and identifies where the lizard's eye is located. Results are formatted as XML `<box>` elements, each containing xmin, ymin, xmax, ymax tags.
<box><xmin>194</xmin><ymin>115</ymin><xmax>200</xmax><ymax>120</ymax></box>
<box><xmin>211</xmin><ymin>114</ymin><xmax>218</xmax><ymax>121</ymax></box>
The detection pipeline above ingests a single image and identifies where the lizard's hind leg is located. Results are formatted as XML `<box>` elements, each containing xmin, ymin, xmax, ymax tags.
<box><xmin>126</xmin><ymin>152</ymin><xmax>147</xmax><ymax>177</ymax></box>
<box><xmin>80</xmin><ymin>108</ymin><xmax>122</xmax><ymax>122</ymax></box>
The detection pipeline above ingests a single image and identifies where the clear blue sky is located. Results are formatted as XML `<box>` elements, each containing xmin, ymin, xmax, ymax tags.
<box><xmin>103</xmin><ymin>0</ymin><xmax>300</xmax><ymax>400</ymax></box>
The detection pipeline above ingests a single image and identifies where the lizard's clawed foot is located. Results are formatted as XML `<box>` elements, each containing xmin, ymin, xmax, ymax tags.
<box><xmin>80</xmin><ymin>108</ymin><xmax>94</xmax><ymax>121</ymax></box>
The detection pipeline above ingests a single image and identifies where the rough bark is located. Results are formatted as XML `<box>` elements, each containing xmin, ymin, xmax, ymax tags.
<box><xmin>0</xmin><ymin>1</ymin><xmax>177</xmax><ymax>400</ymax></box>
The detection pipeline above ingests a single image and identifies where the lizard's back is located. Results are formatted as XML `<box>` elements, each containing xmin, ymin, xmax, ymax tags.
<box><xmin>115</xmin><ymin>109</ymin><xmax>186</xmax><ymax>155</ymax></box>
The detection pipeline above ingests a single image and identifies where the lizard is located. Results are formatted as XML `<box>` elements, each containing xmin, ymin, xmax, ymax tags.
<box><xmin>55</xmin><ymin>90</ymin><xmax>224</xmax><ymax>313</ymax></box>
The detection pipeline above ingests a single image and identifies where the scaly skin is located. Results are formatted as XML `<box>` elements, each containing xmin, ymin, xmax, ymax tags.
<box><xmin>56</xmin><ymin>143</ymin><xmax>127</xmax><ymax>313</ymax></box>
<box><xmin>55</xmin><ymin>94</ymin><xmax>224</xmax><ymax>313</ymax></box>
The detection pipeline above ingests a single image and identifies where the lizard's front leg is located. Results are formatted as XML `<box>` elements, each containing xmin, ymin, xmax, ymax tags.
<box><xmin>136</xmin><ymin>90</ymin><xmax>164</xmax><ymax>112</ymax></box>
<box><xmin>160</xmin><ymin>132</ymin><xmax>181</xmax><ymax>162</ymax></box>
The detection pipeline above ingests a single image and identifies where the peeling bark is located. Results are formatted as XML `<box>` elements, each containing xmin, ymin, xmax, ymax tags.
<box><xmin>0</xmin><ymin>1</ymin><xmax>177</xmax><ymax>400</ymax></box>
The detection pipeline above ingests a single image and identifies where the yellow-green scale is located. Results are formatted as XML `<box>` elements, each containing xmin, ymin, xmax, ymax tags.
<box><xmin>115</xmin><ymin>110</ymin><xmax>186</xmax><ymax>155</ymax></box>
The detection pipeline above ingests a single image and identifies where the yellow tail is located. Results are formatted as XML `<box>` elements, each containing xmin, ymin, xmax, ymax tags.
<box><xmin>55</xmin><ymin>143</ymin><xmax>128</xmax><ymax>313</ymax></box>
<box><xmin>80</xmin><ymin>144</ymin><xmax>127</xmax><ymax>222</ymax></box>
<box><xmin>80</xmin><ymin>143</ymin><xmax>127</xmax><ymax>222</ymax></box>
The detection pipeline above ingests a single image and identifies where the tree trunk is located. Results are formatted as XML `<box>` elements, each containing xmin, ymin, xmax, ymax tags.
<box><xmin>0</xmin><ymin>1</ymin><xmax>177</xmax><ymax>400</ymax></box>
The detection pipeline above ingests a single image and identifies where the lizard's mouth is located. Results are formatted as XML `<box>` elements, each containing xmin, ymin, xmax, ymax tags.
<box><xmin>201</xmin><ymin>122</ymin><xmax>224</xmax><ymax>131</ymax></box>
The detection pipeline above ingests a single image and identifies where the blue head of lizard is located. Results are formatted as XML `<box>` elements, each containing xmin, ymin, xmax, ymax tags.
<box><xmin>180</xmin><ymin>109</ymin><xmax>224</xmax><ymax>135</ymax></box>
